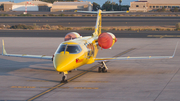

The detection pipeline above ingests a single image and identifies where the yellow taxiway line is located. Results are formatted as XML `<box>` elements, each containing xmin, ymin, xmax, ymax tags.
<box><xmin>11</xmin><ymin>86</ymin><xmax>98</xmax><ymax>89</ymax></box>
<box><xmin>147</xmin><ymin>35</ymin><xmax>180</xmax><ymax>38</ymax></box>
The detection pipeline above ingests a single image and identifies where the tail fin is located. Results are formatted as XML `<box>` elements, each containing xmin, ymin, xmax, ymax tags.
<box><xmin>2</xmin><ymin>40</ymin><xmax>7</xmax><ymax>55</ymax></box>
<box><xmin>94</xmin><ymin>10</ymin><xmax>102</xmax><ymax>37</ymax></box>
<box><xmin>77</xmin><ymin>10</ymin><xmax>129</xmax><ymax>37</ymax></box>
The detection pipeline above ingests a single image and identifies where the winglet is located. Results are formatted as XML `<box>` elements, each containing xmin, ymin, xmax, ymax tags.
<box><xmin>2</xmin><ymin>40</ymin><xmax>7</xmax><ymax>55</ymax></box>
<box><xmin>171</xmin><ymin>41</ymin><xmax>179</xmax><ymax>58</ymax></box>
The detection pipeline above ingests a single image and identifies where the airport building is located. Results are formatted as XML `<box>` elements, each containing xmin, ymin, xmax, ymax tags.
<box><xmin>0</xmin><ymin>1</ymin><xmax>52</xmax><ymax>11</ymax></box>
<box><xmin>50</xmin><ymin>1</ymin><xmax>92</xmax><ymax>12</ymax></box>
<box><xmin>0</xmin><ymin>0</ymin><xmax>92</xmax><ymax>12</ymax></box>
<box><xmin>12</xmin><ymin>1</ymin><xmax>52</xmax><ymax>11</ymax></box>
<box><xmin>129</xmin><ymin>0</ymin><xmax>180</xmax><ymax>12</ymax></box>
<box><xmin>0</xmin><ymin>2</ymin><xmax>14</xmax><ymax>11</ymax></box>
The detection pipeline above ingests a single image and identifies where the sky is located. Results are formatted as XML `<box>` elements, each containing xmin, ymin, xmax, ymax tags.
<box><xmin>0</xmin><ymin>0</ymin><xmax>136</xmax><ymax>5</ymax></box>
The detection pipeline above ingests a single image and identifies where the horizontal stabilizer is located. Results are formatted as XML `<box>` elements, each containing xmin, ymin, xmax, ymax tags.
<box><xmin>77</xmin><ymin>11</ymin><xmax>129</xmax><ymax>14</ymax></box>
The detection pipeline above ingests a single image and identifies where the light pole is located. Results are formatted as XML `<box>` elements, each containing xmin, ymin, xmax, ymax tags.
<box><xmin>112</xmin><ymin>0</ymin><xmax>114</xmax><ymax>11</ymax></box>
<box><xmin>119</xmin><ymin>0</ymin><xmax>122</xmax><ymax>11</ymax></box>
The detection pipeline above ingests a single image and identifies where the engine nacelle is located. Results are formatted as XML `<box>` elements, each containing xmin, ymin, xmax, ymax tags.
<box><xmin>98</xmin><ymin>32</ymin><xmax>117</xmax><ymax>49</ymax></box>
<box><xmin>64</xmin><ymin>32</ymin><xmax>80</xmax><ymax>41</ymax></box>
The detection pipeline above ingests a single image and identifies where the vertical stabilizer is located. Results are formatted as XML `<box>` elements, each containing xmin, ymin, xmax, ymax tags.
<box><xmin>93</xmin><ymin>10</ymin><xmax>102</xmax><ymax>37</ymax></box>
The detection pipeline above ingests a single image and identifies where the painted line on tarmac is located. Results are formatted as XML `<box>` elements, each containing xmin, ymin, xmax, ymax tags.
<box><xmin>27</xmin><ymin>80</ymin><xmax>108</xmax><ymax>83</ymax></box>
<box><xmin>11</xmin><ymin>86</ymin><xmax>69</xmax><ymax>89</ymax></box>
<box><xmin>26</xmin><ymin>80</ymin><xmax>50</xmax><ymax>82</ymax></box>
<box><xmin>11</xmin><ymin>86</ymin><xmax>98</xmax><ymax>89</ymax></box>
<box><xmin>74</xmin><ymin>87</ymin><xmax>99</xmax><ymax>89</ymax></box>
<box><xmin>26</xmin><ymin>48</ymin><xmax>136</xmax><ymax>101</ymax></box>
<box><xmin>72</xmin><ymin>81</ymin><xmax>108</xmax><ymax>83</ymax></box>
<box><xmin>147</xmin><ymin>35</ymin><xmax>180</xmax><ymax>38</ymax></box>
<box><xmin>11</xmin><ymin>86</ymin><xmax>36</xmax><ymax>88</ymax></box>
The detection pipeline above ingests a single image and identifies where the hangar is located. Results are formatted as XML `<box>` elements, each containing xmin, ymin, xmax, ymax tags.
<box><xmin>0</xmin><ymin>1</ymin><xmax>92</xmax><ymax>12</ymax></box>
<box><xmin>50</xmin><ymin>1</ymin><xmax>93</xmax><ymax>12</ymax></box>
<box><xmin>129</xmin><ymin>0</ymin><xmax>180</xmax><ymax>12</ymax></box>
<box><xmin>12</xmin><ymin>1</ymin><xmax>52</xmax><ymax>11</ymax></box>
<box><xmin>0</xmin><ymin>1</ymin><xmax>52</xmax><ymax>11</ymax></box>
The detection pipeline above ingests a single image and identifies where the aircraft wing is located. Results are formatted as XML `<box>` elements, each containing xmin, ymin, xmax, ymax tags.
<box><xmin>95</xmin><ymin>56</ymin><xmax>173</xmax><ymax>62</ymax></box>
<box><xmin>1</xmin><ymin>40</ymin><xmax>52</xmax><ymax>60</ymax></box>
<box><xmin>95</xmin><ymin>42</ymin><xmax>178</xmax><ymax>62</ymax></box>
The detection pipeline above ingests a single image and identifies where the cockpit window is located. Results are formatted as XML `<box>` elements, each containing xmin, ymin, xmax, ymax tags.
<box><xmin>56</xmin><ymin>44</ymin><xmax>81</xmax><ymax>54</ymax></box>
<box><xmin>66</xmin><ymin>46</ymin><xmax>81</xmax><ymax>53</ymax></box>
<box><xmin>56</xmin><ymin>45</ymin><xmax>66</xmax><ymax>53</ymax></box>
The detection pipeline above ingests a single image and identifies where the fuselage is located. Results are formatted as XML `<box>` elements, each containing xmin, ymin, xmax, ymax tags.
<box><xmin>53</xmin><ymin>36</ymin><xmax>99</xmax><ymax>73</ymax></box>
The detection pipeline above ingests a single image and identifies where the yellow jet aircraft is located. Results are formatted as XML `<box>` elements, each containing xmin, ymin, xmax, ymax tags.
<box><xmin>2</xmin><ymin>10</ymin><xmax>178</xmax><ymax>83</ymax></box>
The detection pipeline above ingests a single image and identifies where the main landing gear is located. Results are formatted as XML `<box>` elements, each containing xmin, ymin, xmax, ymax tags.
<box><xmin>98</xmin><ymin>61</ymin><xmax>108</xmax><ymax>73</ymax></box>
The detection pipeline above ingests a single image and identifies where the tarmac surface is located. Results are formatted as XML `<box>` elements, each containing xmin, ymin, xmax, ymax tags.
<box><xmin>0</xmin><ymin>30</ymin><xmax>180</xmax><ymax>38</ymax></box>
<box><xmin>0</xmin><ymin>37</ymin><xmax>180</xmax><ymax>101</ymax></box>
<box><xmin>0</xmin><ymin>16</ymin><xmax>180</xmax><ymax>26</ymax></box>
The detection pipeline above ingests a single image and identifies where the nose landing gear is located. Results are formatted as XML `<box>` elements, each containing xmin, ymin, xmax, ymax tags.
<box><xmin>60</xmin><ymin>72</ymin><xmax>68</xmax><ymax>83</ymax></box>
<box><xmin>98</xmin><ymin>61</ymin><xmax>108</xmax><ymax>73</ymax></box>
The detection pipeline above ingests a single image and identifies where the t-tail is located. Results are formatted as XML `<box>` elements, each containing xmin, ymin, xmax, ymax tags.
<box><xmin>77</xmin><ymin>9</ymin><xmax>129</xmax><ymax>37</ymax></box>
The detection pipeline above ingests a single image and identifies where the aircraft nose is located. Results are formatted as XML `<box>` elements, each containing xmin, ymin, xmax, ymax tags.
<box><xmin>55</xmin><ymin>63</ymin><xmax>67</xmax><ymax>72</ymax></box>
<box><xmin>53</xmin><ymin>54</ymin><xmax>75</xmax><ymax>72</ymax></box>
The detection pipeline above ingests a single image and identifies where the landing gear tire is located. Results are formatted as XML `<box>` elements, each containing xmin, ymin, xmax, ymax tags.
<box><xmin>98</xmin><ymin>67</ymin><xmax>102</xmax><ymax>73</ymax></box>
<box><xmin>102</xmin><ymin>67</ymin><xmax>107</xmax><ymax>73</ymax></box>
<box><xmin>60</xmin><ymin>76</ymin><xmax>68</xmax><ymax>83</ymax></box>
<box><xmin>98</xmin><ymin>67</ymin><xmax>107</xmax><ymax>73</ymax></box>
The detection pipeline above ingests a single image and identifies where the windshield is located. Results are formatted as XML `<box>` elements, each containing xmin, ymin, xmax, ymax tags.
<box><xmin>66</xmin><ymin>46</ymin><xmax>81</xmax><ymax>53</ymax></box>
<box><xmin>56</xmin><ymin>44</ymin><xmax>81</xmax><ymax>54</ymax></box>
<box><xmin>56</xmin><ymin>44</ymin><xmax>66</xmax><ymax>53</ymax></box>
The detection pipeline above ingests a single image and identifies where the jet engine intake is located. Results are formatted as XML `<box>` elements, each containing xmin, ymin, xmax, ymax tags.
<box><xmin>64</xmin><ymin>32</ymin><xmax>80</xmax><ymax>41</ymax></box>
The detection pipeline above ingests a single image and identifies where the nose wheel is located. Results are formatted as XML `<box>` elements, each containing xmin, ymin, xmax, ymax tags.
<box><xmin>98</xmin><ymin>61</ymin><xmax>108</xmax><ymax>73</ymax></box>
<box><xmin>60</xmin><ymin>72</ymin><xmax>68</xmax><ymax>83</ymax></box>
